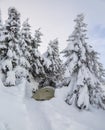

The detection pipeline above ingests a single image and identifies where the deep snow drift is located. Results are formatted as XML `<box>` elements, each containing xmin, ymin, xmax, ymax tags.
<box><xmin>0</xmin><ymin>83</ymin><xmax>105</xmax><ymax>130</ymax></box>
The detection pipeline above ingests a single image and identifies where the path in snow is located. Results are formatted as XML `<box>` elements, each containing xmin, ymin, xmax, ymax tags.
<box><xmin>0</xmin><ymin>88</ymin><xmax>31</xmax><ymax>130</ymax></box>
<box><xmin>25</xmin><ymin>99</ymin><xmax>52</xmax><ymax>130</ymax></box>
<box><xmin>18</xmin><ymin>79</ymin><xmax>52</xmax><ymax>130</ymax></box>
<box><xmin>0</xmin><ymin>86</ymin><xmax>52</xmax><ymax>130</ymax></box>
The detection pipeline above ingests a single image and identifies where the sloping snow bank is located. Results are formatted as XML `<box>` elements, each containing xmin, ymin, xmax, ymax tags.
<box><xmin>32</xmin><ymin>87</ymin><xmax>105</xmax><ymax>130</ymax></box>
<box><xmin>0</xmin><ymin>80</ymin><xmax>105</xmax><ymax>130</ymax></box>
<box><xmin>0</xmin><ymin>79</ymin><xmax>52</xmax><ymax>130</ymax></box>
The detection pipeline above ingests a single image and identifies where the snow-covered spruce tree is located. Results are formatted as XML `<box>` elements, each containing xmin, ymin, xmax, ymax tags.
<box><xmin>62</xmin><ymin>14</ymin><xmax>105</xmax><ymax>110</ymax></box>
<box><xmin>0</xmin><ymin>9</ymin><xmax>7</xmax><ymax>60</ymax></box>
<box><xmin>44</xmin><ymin>39</ymin><xmax>64</xmax><ymax>86</ymax></box>
<box><xmin>13</xmin><ymin>18</ymin><xmax>33</xmax><ymax>83</ymax></box>
<box><xmin>19</xmin><ymin>19</ymin><xmax>32</xmax><ymax>70</ymax></box>
<box><xmin>31</xmin><ymin>29</ymin><xmax>45</xmax><ymax>78</ymax></box>
<box><xmin>90</xmin><ymin>50</ymin><xmax>105</xmax><ymax>84</ymax></box>
<box><xmin>32</xmin><ymin>28</ymin><xmax>43</xmax><ymax>49</ymax></box>
<box><xmin>1</xmin><ymin>7</ymin><xmax>21</xmax><ymax>86</ymax></box>
<box><xmin>0</xmin><ymin>10</ymin><xmax>4</xmax><ymax>41</ymax></box>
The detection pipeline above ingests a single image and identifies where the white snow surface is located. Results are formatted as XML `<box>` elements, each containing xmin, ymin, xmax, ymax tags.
<box><xmin>0</xmin><ymin>83</ymin><xmax>105</xmax><ymax>130</ymax></box>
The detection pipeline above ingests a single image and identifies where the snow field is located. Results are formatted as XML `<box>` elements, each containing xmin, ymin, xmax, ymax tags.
<box><xmin>0</xmin><ymin>80</ymin><xmax>105</xmax><ymax>130</ymax></box>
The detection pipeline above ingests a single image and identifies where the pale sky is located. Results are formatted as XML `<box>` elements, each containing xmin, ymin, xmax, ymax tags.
<box><xmin>0</xmin><ymin>0</ymin><xmax>105</xmax><ymax>66</ymax></box>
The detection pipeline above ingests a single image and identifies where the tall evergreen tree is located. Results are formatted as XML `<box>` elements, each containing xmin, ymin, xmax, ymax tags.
<box><xmin>12</xmin><ymin>18</ymin><xmax>33</xmax><ymax>83</ymax></box>
<box><xmin>31</xmin><ymin>29</ymin><xmax>45</xmax><ymax>78</ymax></box>
<box><xmin>62</xmin><ymin>14</ymin><xmax>105</xmax><ymax>110</ymax></box>
<box><xmin>44</xmin><ymin>39</ymin><xmax>64</xmax><ymax>84</ymax></box>
<box><xmin>4</xmin><ymin>7</ymin><xmax>21</xmax><ymax>66</ymax></box>
<box><xmin>32</xmin><ymin>28</ymin><xmax>43</xmax><ymax>49</ymax></box>
<box><xmin>0</xmin><ymin>9</ymin><xmax>3</xmax><ymax>39</ymax></box>
<box><xmin>1</xmin><ymin>7</ymin><xmax>21</xmax><ymax>86</ymax></box>
<box><xmin>19</xmin><ymin>18</ymin><xmax>32</xmax><ymax>70</ymax></box>
<box><xmin>0</xmin><ymin>9</ymin><xmax>7</xmax><ymax>60</ymax></box>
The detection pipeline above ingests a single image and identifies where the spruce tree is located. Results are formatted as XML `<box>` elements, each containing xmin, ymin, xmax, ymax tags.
<box><xmin>44</xmin><ymin>39</ymin><xmax>63</xmax><ymax>86</ymax></box>
<box><xmin>14</xmin><ymin>18</ymin><xmax>34</xmax><ymax>83</ymax></box>
<box><xmin>1</xmin><ymin>7</ymin><xmax>21</xmax><ymax>86</ymax></box>
<box><xmin>31</xmin><ymin>29</ymin><xmax>45</xmax><ymax>78</ymax></box>
<box><xmin>4</xmin><ymin>7</ymin><xmax>21</xmax><ymax>66</ymax></box>
<box><xmin>62</xmin><ymin>14</ymin><xmax>105</xmax><ymax>110</ymax></box>
<box><xmin>0</xmin><ymin>9</ymin><xmax>7</xmax><ymax>60</ymax></box>
<box><xmin>0</xmin><ymin>9</ymin><xmax>3</xmax><ymax>39</ymax></box>
<box><xmin>32</xmin><ymin>28</ymin><xmax>43</xmax><ymax>49</ymax></box>
<box><xmin>19</xmin><ymin>19</ymin><xmax>32</xmax><ymax>70</ymax></box>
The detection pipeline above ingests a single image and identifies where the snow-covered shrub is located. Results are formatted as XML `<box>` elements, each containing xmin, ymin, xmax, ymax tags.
<box><xmin>5</xmin><ymin>70</ymin><xmax>15</xmax><ymax>86</ymax></box>
<box><xmin>14</xmin><ymin>66</ymin><xmax>30</xmax><ymax>82</ymax></box>
<box><xmin>1</xmin><ymin>59</ymin><xmax>12</xmax><ymax>73</ymax></box>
